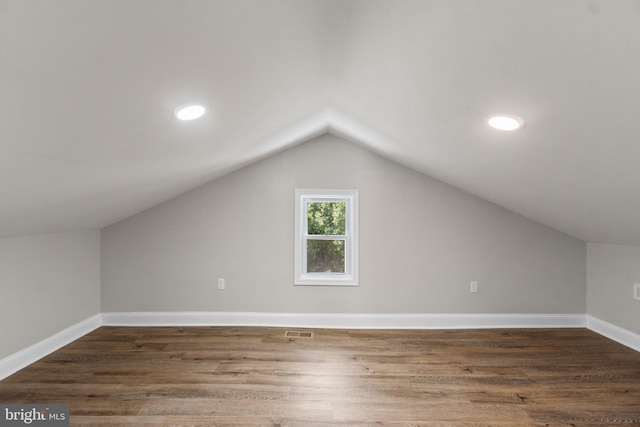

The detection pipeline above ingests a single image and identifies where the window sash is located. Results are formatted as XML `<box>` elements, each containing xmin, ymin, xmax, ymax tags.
<box><xmin>305</xmin><ymin>238</ymin><xmax>347</xmax><ymax>274</ymax></box>
<box><xmin>306</xmin><ymin>200</ymin><xmax>346</xmax><ymax>236</ymax></box>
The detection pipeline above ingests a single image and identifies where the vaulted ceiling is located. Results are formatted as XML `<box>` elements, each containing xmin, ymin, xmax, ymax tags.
<box><xmin>2</xmin><ymin>0</ymin><xmax>640</xmax><ymax>244</ymax></box>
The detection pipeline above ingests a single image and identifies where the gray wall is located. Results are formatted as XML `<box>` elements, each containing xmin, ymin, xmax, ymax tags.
<box><xmin>101</xmin><ymin>134</ymin><xmax>586</xmax><ymax>315</ymax></box>
<box><xmin>0</xmin><ymin>231</ymin><xmax>101</xmax><ymax>359</ymax></box>
<box><xmin>587</xmin><ymin>243</ymin><xmax>640</xmax><ymax>335</ymax></box>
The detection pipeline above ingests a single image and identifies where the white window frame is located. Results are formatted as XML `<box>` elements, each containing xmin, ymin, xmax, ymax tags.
<box><xmin>294</xmin><ymin>189</ymin><xmax>359</xmax><ymax>286</ymax></box>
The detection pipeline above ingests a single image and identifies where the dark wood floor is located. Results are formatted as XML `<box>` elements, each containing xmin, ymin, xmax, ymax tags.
<box><xmin>1</xmin><ymin>327</ymin><xmax>639</xmax><ymax>426</ymax></box>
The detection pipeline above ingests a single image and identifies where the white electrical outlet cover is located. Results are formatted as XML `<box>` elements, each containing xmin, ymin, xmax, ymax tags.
<box><xmin>634</xmin><ymin>283</ymin><xmax>640</xmax><ymax>301</ymax></box>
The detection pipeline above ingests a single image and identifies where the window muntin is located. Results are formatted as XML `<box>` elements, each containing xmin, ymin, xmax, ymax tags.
<box><xmin>295</xmin><ymin>190</ymin><xmax>358</xmax><ymax>286</ymax></box>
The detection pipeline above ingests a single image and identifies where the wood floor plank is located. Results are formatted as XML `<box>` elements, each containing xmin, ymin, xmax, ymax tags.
<box><xmin>1</xmin><ymin>326</ymin><xmax>639</xmax><ymax>426</ymax></box>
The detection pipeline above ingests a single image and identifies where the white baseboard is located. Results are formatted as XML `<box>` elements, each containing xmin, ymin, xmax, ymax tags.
<box><xmin>6</xmin><ymin>313</ymin><xmax>639</xmax><ymax>382</ymax></box>
<box><xmin>101</xmin><ymin>311</ymin><xmax>587</xmax><ymax>329</ymax></box>
<box><xmin>0</xmin><ymin>314</ymin><xmax>101</xmax><ymax>381</ymax></box>
<box><xmin>586</xmin><ymin>315</ymin><xmax>640</xmax><ymax>352</ymax></box>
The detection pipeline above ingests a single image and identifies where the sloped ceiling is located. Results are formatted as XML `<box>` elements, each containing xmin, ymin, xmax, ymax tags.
<box><xmin>1</xmin><ymin>0</ymin><xmax>640</xmax><ymax>244</ymax></box>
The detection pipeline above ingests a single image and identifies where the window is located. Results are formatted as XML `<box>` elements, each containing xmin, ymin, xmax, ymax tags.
<box><xmin>295</xmin><ymin>189</ymin><xmax>358</xmax><ymax>286</ymax></box>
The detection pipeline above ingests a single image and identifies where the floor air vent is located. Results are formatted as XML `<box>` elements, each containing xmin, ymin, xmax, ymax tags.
<box><xmin>285</xmin><ymin>331</ymin><xmax>314</xmax><ymax>338</ymax></box>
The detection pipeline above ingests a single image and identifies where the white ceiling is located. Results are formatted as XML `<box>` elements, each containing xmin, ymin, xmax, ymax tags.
<box><xmin>2</xmin><ymin>0</ymin><xmax>640</xmax><ymax>244</ymax></box>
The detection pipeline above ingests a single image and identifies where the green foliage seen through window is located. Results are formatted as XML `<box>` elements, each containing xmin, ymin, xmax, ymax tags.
<box><xmin>306</xmin><ymin>202</ymin><xmax>346</xmax><ymax>272</ymax></box>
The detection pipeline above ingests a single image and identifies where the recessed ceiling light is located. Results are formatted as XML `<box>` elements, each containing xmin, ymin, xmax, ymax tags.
<box><xmin>488</xmin><ymin>115</ymin><xmax>524</xmax><ymax>131</ymax></box>
<box><xmin>174</xmin><ymin>104</ymin><xmax>206</xmax><ymax>121</ymax></box>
